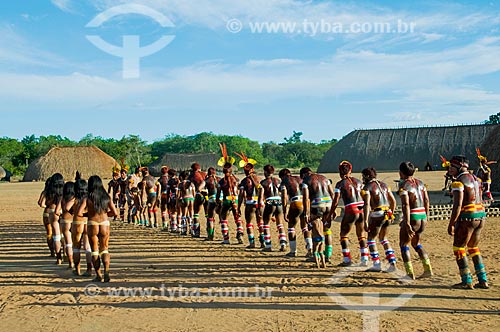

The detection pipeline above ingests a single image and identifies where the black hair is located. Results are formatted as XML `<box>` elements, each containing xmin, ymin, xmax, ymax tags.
<box><xmin>263</xmin><ymin>164</ymin><xmax>275</xmax><ymax>174</ymax></box>
<box><xmin>279</xmin><ymin>168</ymin><xmax>291</xmax><ymax>179</ymax></box>
<box><xmin>63</xmin><ymin>181</ymin><xmax>75</xmax><ymax>202</ymax></box>
<box><xmin>88</xmin><ymin>175</ymin><xmax>110</xmax><ymax>214</ymax></box>
<box><xmin>339</xmin><ymin>163</ymin><xmax>352</xmax><ymax>176</ymax></box>
<box><xmin>43</xmin><ymin>176</ymin><xmax>52</xmax><ymax>193</ymax></box>
<box><xmin>207</xmin><ymin>167</ymin><xmax>216</xmax><ymax>175</ymax></box>
<box><xmin>399</xmin><ymin>161</ymin><xmax>416</xmax><ymax>177</ymax></box>
<box><xmin>299</xmin><ymin>167</ymin><xmax>312</xmax><ymax>178</ymax></box>
<box><xmin>361</xmin><ymin>167</ymin><xmax>377</xmax><ymax>183</ymax></box>
<box><xmin>46</xmin><ymin>173</ymin><xmax>64</xmax><ymax>203</ymax></box>
<box><xmin>179</xmin><ymin>170</ymin><xmax>190</xmax><ymax>180</ymax></box>
<box><xmin>168</xmin><ymin>169</ymin><xmax>176</xmax><ymax>176</ymax></box>
<box><xmin>74</xmin><ymin>179</ymin><xmax>88</xmax><ymax>200</ymax></box>
<box><xmin>244</xmin><ymin>163</ymin><xmax>254</xmax><ymax>171</ymax></box>
<box><xmin>450</xmin><ymin>155</ymin><xmax>469</xmax><ymax>168</ymax></box>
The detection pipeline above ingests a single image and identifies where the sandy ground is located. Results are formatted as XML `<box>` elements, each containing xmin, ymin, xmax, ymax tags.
<box><xmin>0</xmin><ymin>171</ymin><xmax>499</xmax><ymax>332</ymax></box>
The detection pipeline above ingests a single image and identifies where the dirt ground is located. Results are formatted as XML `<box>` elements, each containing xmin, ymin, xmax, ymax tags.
<box><xmin>0</xmin><ymin>171</ymin><xmax>499</xmax><ymax>332</ymax></box>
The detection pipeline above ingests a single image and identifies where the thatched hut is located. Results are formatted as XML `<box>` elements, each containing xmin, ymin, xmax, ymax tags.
<box><xmin>480</xmin><ymin>124</ymin><xmax>500</xmax><ymax>191</ymax></box>
<box><xmin>318</xmin><ymin>124</ymin><xmax>496</xmax><ymax>173</ymax></box>
<box><xmin>23</xmin><ymin>146</ymin><xmax>118</xmax><ymax>181</ymax></box>
<box><xmin>0</xmin><ymin>166</ymin><xmax>10</xmax><ymax>181</ymax></box>
<box><xmin>149</xmin><ymin>153</ymin><xmax>219</xmax><ymax>176</ymax></box>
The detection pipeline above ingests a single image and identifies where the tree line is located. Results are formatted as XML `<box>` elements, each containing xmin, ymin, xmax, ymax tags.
<box><xmin>0</xmin><ymin>131</ymin><xmax>337</xmax><ymax>176</ymax></box>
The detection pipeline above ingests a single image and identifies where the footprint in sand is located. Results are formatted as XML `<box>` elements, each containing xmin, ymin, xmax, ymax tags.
<box><xmin>280</xmin><ymin>277</ymin><xmax>292</xmax><ymax>284</ymax></box>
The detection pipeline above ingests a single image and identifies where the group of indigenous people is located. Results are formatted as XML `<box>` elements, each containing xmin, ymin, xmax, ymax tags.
<box><xmin>441</xmin><ymin>148</ymin><xmax>496</xmax><ymax>204</ymax></box>
<box><xmin>37</xmin><ymin>145</ymin><xmax>491</xmax><ymax>289</ymax></box>
<box><xmin>38</xmin><ymin>172</ymin><xmax>117</xmax><ymax>282</ymax></box>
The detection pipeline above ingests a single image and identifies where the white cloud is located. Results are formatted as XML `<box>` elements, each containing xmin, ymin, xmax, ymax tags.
<box><xmin>420</xmin><ymin>32</ymin><xmax>446</xmax><ymax>43</ymax></box>
<box><xmin>0</xmin><ymin>24</ymin><xmax>69</xmax><ymax>68</ymax></box>
<box><xmin>404</xmin><ymin>86</ymin><xmax>500</xmax><ymax>105</ymax></box>
<box><xmin>2</xmin><ymin>36</ymin><xmax>500</xmax><ymax>118</ymax></box>
<box><xmin>390</xmin><ymin>112</ymin><xmax>423</xmax><ymax>122</ymax></box>
<box><xmin>81</xmin><ymin>0</ymin><xmax>500</xmax><ymax>40</ymax></box>
<box><xmin>0</xmin><ymin>72</ymin><xmax>167</xmax><ymax>103</ymax></box>
<box><xmin>4</xmin><ymin>0</ymin><xmax>500</xmax><ymax>123</ymax></box>
<box><xmin>51</xmin><ymin>0</ymin><xmax>75</xmax><ymax>13</ymax></box>
<box><xmin>246</xmin><ymin>58</ymin><xmax>303</xmax><ymax>67</ymax></box>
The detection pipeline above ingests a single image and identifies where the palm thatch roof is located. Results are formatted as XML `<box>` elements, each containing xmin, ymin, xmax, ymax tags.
<box><xmin>480</xmin><ymin>124</ymin><xmax>500</xmax><ymax>191</ymax></box>
<box><xmin>318</xmin><ymin>124</ymin><xmax>496</xmax><ymax>172</ymax></box>
<box><xmin>23</xmin><ymin>146</ymin><xmax>118</xmax><ymax>181</ymax></box>
<box><xmin>149</xmin><ymin>153</ymin><xmax>219</xmax><ymax>176</ymax></box>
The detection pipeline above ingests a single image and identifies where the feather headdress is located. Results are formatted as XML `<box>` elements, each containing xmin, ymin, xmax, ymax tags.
<box><xmin>119</xmin><ymin>158</ymin><xmax>129</xmax><ymax>173</ymax></box>
<box><xmin>112</xmin><ymin>163</ymin><xmax>121</xmax><ymax>175</ymax></box>
<box><xmin>476</xmin><ymin>147</ymin><xmax>497</xmax><ymax>165</ymax></box>
<box><xmin>217</xmin><ymin>143</ymin><xmax>235</xmax><ymax>167</ymax></box>
<box><xmin>439</xmin><ymin>155</ymin><xmax>450</xmax><ymax>169</ymax></box>
<box><xmin>234</xmin><ymin>151</ymin><xmax>257</xmax><ymax>169</ymax></box>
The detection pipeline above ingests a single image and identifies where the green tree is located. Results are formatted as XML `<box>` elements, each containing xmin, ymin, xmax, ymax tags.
<box><xmin>263</xmin><ymin>133</ymin><xmax>337</xmax><ymax>169</ymax></box>
<box><xmin>262</xmin><ymin>142</ymin><xmax>282</xmax><ymax>166</ymax></box>
<box><xmin>219</xmin><ymin>135</ymin><xmax>265</xmax><ymax>165</ymax></box>
<box><xmin>151</xmin><ymin>132</ymin><xmax>265</xmax><ymax>167</ymax></box>
<box><xmin>485</xmin><ymin>112</ymin><xmax>500</xmax><ymax>124</ymax></box>
<box><xmin>118</xmin><ymin>135</ymin><xmax>152</xmax><ymax>167</ymax></box>
<box><xmin>283</xmin><ymin>131</ymin><xmax>303</xmax><ymax>144</ymax></box>
<box><xmin>36</xmin><ymin>135</ymin><xmax>76</xmax><ymax>157</ymax></box>
<box><xmin>78</xmin><ymin>134</ymin><xmax>151</xmax><ymax>168</ymax></box>
<box><xmin>0</xmin><ymin>137</ymin><xmax>25</xmax><ymax>175</ymax></box>
<box><xmin>21</xmin><ymin>135</ymin><xmax>37</xmax><ymax>166</ymax></box>
<box><xmin>0</xmin><ymin>131</ymin><xmax>339</xmax><ymax>177</ymax></box>
<box><xmin>19</xmin><ymin>135</ymin><xmax>76</xmax><ymax>172</ymax></box>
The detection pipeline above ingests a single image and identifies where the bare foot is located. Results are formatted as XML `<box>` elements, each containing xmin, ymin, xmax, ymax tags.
<box><xmin>418</xmin><ymin>270</ymin><xmax>433</xmax><ymax>279</ymax></box>
<box><xmin>474</xmin><ymin>282</ymin><xmax>490</xmax><ymax>289</ymax></box>
<box><xmin>452</xmin><ymin>282</ymin><xmax>474</xmax><ymax>290</ymax></box>
<box><xmin>404</xmin><ymin>273</ymin><xmax>416</xmax><ymax>281</ymax></box>
<box><xmin>386</xmin><ymin>264</ymin><xmax>397</xmax><ymax>273</ymax></box>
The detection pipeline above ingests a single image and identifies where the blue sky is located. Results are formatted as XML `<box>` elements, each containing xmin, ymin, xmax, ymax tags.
<box><xmin>1</xmin><ymin>0</ymin><xmax>500</xmax><ymax>143</ymax></box>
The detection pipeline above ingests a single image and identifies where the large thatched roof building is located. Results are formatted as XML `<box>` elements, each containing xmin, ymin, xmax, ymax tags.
<box><xmin>480</xmin><ymin>125</ymin><xmax>500</xmax><ymax>191</ymax></box>
<box><xmin>0</xmin><ymin>166</ymin><xmax>9</xmax><ymax>181</ymax></box>
<box><xmin>23</xmin><ymin>146</ymin><xmax>118</xmax><ymax>181</ymax></box>
<box><xmin>149</xmin><ymin>153</ymin><xmax>219</xmax><ymax>176</ymax></box>
<box><xmin>318</xmin><ymin>124</ymin><xmax>497</xmax><ymax>172</ymax></box>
